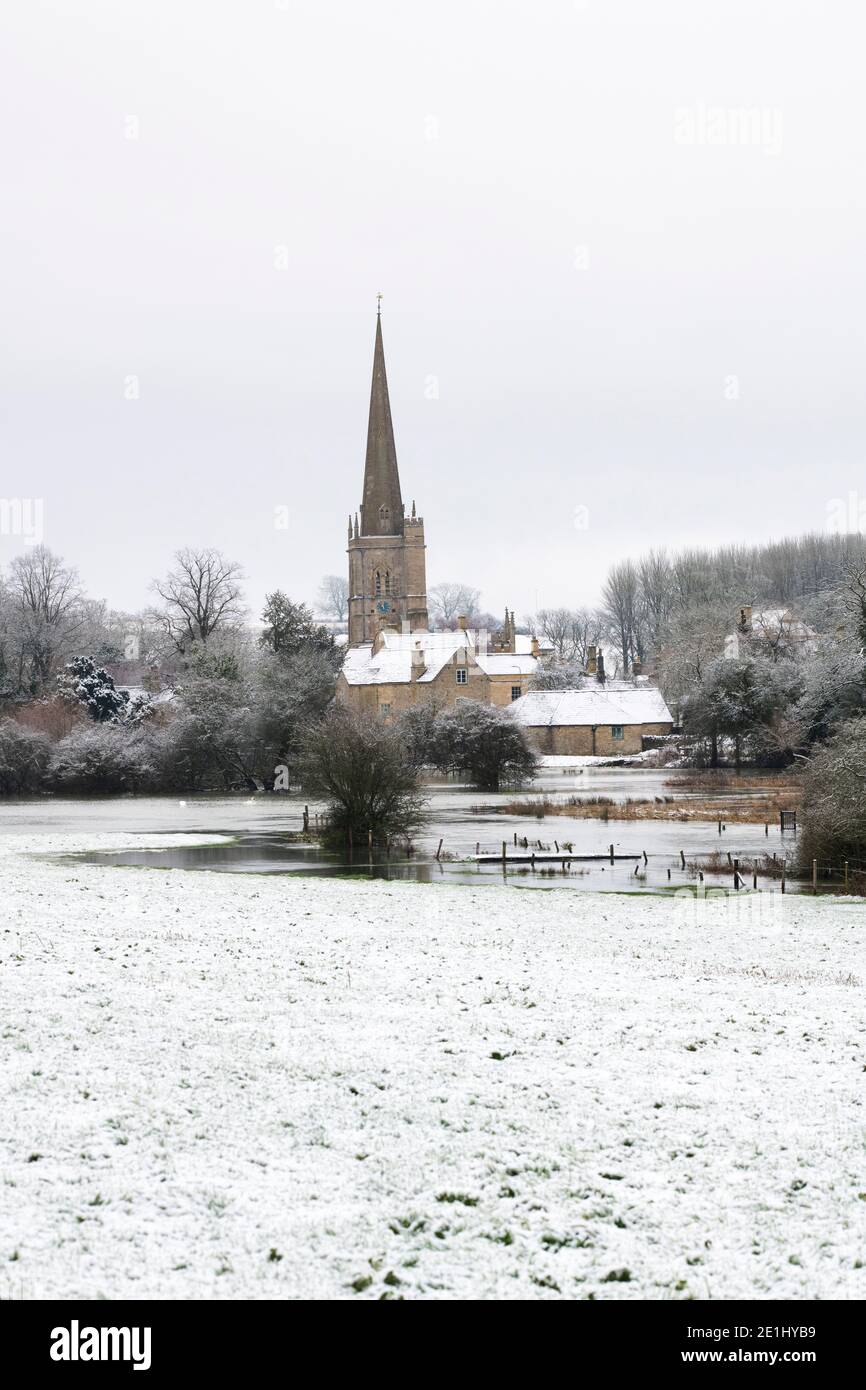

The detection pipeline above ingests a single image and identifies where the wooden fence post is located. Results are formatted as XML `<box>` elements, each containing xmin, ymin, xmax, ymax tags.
<box><xmin>812</xmin><ymin>859</ymin><xmax>818</xmax><ymax>894</ymax></box>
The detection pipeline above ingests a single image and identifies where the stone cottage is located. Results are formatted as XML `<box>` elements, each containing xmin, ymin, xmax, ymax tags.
<box><xmin>510</xmin><ymin>680</ymin><xmax>674</xmax><ymax>756</ymax></box>
<box><xmin>338</xmin><ymin>620</ymin><xmax>540</xmax><ymax>719</ymax></box>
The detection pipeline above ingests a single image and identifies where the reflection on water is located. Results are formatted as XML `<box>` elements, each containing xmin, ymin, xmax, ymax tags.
<box><xmin>75</xmin><ymin>835</ymin><xmax>475</xmax><ymax>883</ymax></box>
<box><xmin>75</xmin><ymin>825</ymin><xmax>813</xmax><ymax>896</ymax></box>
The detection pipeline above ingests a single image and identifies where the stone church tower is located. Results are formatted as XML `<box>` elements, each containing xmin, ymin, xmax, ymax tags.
<box><xmin>347</xmin><ymin>309</ymin><xmax>428</xmax><ymax>646</ymax></box>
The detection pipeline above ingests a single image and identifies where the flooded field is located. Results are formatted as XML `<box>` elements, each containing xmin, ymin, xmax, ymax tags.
<box><xmin>0</xmin><ymin>764</ymin><xmax>819</xmax><ymax>895</ymax></box>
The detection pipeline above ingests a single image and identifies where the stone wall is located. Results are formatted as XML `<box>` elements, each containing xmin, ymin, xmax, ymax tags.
<box><xmin>525</xmin><ymin>720</ymin><xmax>673</xmax><ymax>756</ymax></box>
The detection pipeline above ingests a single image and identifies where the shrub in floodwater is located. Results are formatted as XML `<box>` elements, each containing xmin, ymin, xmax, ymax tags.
<box><xmin>298</xmin><ymin>706</ymin><xmax>427</xmax><ymax>847</ymax></box>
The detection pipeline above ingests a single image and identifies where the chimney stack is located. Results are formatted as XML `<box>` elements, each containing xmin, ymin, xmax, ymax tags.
<box><xmin>457</xmin><ymin>614</ymin><xmax>468</xmax><ymax>631</ymax></box>
<box><xmin>596</xmin><ymin>651</ymin><xmax>606</xmax><ymax>683</ymax></box>
<box><xmin>587</xmin><ymin>645</ymin><xmax>598</xmax><ymax>675</ymax></box>
<box><xmin>739</xmin><ymin>605</ymin><xmax>753</xmax><ymax>631</ymax></box>
<box><xmin>632</xmin><ymin>657</ymin><xmax>642</xmax><ymax>677</ymax></box>
<box><xmin>530</xmin><ymin>636</ymin><xmax>539</xmax><ymax>658</ymax></box>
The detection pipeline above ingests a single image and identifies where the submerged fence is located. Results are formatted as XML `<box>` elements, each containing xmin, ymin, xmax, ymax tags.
<box><xmin>461</xmin><ymin>832</ymin><xmax>866</xmax><ymax>895</ymax></box>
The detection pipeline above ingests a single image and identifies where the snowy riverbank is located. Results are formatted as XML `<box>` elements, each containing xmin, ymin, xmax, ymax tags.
<box><xmin>1</xmin><ymin>829</ymin><xmax>864</xmax><ymax>1300</ymax></box>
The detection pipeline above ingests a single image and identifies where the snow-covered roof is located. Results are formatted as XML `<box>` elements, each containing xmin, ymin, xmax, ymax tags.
<box><xmin>475</xmin><ymin>652</ymin><xmax>537</xmax><ymax>677</ymax></box>
<box><xmin>724</xmin><ymin>609</ymin><xmax>819</xmax><ymax>660</ymax></box>
<box><xmin>341</xmin><ymin>628</ymin><xmax>539</xmax><ymax>687</ymax></box>
<box><xmin>511</xmin><ymin>683</ymin><xmax>673</xmax><ymax>728</ymax></box>
<box><xmin>743</xmin><ymin>608</ymin><xmax>816</xmax><ymax>638</ymax></box>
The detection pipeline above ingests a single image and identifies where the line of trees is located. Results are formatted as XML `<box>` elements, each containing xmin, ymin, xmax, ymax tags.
<box><xmin>0</xmin><ymin>543</ymin><xmax>343</xmax><ymax>795</ymax></box>
<box><xmin>525</xmin><ymin>533</ymin><xmax>866</xmax><ymax>680</ymax></box>
<box><xmin>0</xmin><ymin>545</ymin><xmax>539</xmax><ymax>836</ymax></box>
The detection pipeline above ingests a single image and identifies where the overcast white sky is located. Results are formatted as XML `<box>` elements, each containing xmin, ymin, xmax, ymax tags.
<box><xmin>1</xmin><ymin>0</ymin><xmax>864</xmax><ymax>620</ymax></box>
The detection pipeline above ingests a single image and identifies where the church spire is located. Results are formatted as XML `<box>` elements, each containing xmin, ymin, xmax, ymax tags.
<box><xmin>360</xmin><ymin>307</ymin><xmax>403</xmax><ymax>537</ymax></box>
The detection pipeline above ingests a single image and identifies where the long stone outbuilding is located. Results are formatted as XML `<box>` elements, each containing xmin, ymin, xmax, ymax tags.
<box><xmin>510</xmin><ymin>682</ymin><xmax>674</xmax><ymax>756</ymax></box>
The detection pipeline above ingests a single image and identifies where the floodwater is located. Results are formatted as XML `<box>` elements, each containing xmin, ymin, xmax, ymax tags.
<box><xmin>0</xmin><ymin>765</ymin><xmax>817</xmax><ymax>896</ymax></box>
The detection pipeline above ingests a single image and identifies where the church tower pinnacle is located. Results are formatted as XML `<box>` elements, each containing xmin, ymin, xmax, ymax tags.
<box><xmin>347</xmin><ymin>305</ymin><xmax>428</xmax><ymax>646</ymax></box>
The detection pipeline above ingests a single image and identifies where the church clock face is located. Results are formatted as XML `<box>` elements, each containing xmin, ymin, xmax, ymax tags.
<box><xmin>376</xmin><ymin>600</ymin><xmax>391</xmax><ymax>614</ymax></box>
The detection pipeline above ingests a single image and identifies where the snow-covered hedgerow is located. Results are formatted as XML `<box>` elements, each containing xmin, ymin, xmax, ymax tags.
<box><xmin>47</xmin><ymin>724</ymin><xmax>157</xmax><ymax>793</ymax></box>
<box><xmin>0</xmin><ymin>720</ymin><xmax>51</xmax><ymax>794</ymax></box>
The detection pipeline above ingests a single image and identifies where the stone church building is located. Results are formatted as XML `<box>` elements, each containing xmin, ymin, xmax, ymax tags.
<box><xmin>346</xmin><ymin>308</ymin><xmax>429</xmax><ymax>647</ymax></box>
<box><xmin>336</xmin><ymin>309</ymin><xmax>674</xmax><ymax>749</ymax></box>
<box><xmin>338</xmin><ymin>309</ymin><xmax>538</xmax><ymax>716</ymax></box>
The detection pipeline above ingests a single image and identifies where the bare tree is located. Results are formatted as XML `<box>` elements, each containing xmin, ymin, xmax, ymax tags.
<box><xmin>530</xmin><ymin>606</ymin><xmax>604</xmax><ymax>664</ymax></box>
<box><xmin>299</xmin><ymin>706</ymin><xmax>427</xmax><ymax>843</ymax></box>
<box><xmin>428</xmin><ymin>582</ymin><xmax>481</xmax><ymax>629</ymax></box>
<box><xmin>532</xmin><ymin>608</ymin><xmax>578</xmax><ymax>660</ymax></box>
<box><xmin>317</xmin><ymin>574</ymin><xmax>349</xmax><ymax>622</ymax></box>
<box><xmin>657</xmin><ymin>601</ymin><xmax>733</xmax><ymax>715</ymax></box>
<box><xmin>840</xmin><ymin>559</ymin><xmax>866</xmax><ymax>650</ymax></box>
<box><xmin>152</xmin><ymin>547</ymin><xmax>246</xmax><ymax>655</ymax></box>
<box><xmin>601</xmin><ymin>560</ymin><xmax>645</xmax><ymax>675</ymax></box>
<box><xmin>6</xmin><ymin>546</ymin><xmax>85</xmax><ymax>693</ymax></box>
<box><xmin>638</xmin><ymin>549</ymin><xmax>673</xmax><ymax>656</ymax></box>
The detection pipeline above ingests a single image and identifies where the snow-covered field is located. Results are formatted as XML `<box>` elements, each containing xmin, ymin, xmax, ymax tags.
<box><xmin>1</xmin><ymin>827</ymin><xmax>864</xmax><ymax>1301</ymax></box>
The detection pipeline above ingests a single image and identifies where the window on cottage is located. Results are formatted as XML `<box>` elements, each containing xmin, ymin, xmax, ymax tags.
<box><xmin>511</xmin><ymin>686</ymin><xmax>522</xmax><ymax>701</ymax></box>
<box><xmin>380</xmin><ymin>703</ymin><xmax>391</xmax><ymax>717</ymax></box>
<box><xmin>456</xmin><ymin>667</ymin><xmax>468</xmax><ymax>685</ymax></box>
<box><xmin>611</xmin><ymin>725</ymin><xmax>624</xmax><ymax>740</ymax></box>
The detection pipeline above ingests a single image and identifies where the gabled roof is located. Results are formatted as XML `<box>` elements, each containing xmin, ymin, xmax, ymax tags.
<box><xmin>511</xmin><ymin>682</ymin><xmax>673</xmax><ymax>728</ymax></box>
<box><xmin>340</xmin><ymin>628</ymin><xmax>539</xmax><ymax>687</ymax></box>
